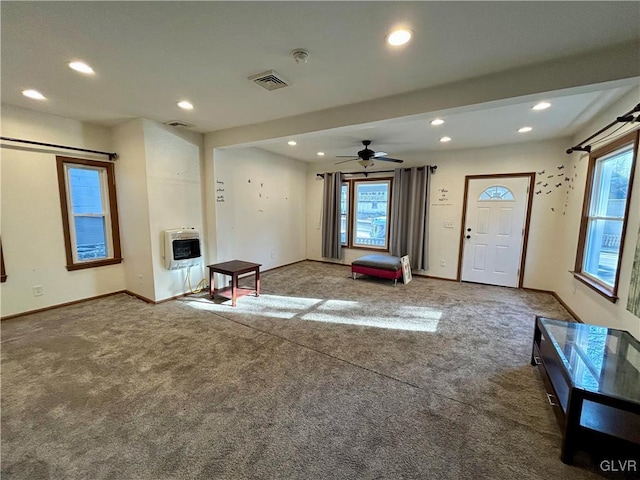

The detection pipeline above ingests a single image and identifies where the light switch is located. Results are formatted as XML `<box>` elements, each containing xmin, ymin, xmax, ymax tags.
<box><xmin>443</xmin><ymin>221</ymin><xmax>454</xmax><ymax>228</ymax></box>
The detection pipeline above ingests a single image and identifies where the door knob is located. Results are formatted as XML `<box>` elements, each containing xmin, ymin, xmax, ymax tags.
<box><xmin>466</xmin><ymin>235</ymin><xmax>471</xmax><ymax>239</ymax></box>
<box><xmin>467</xmin><ymin>228</ymin><xmax>472</xmax><ymax>232</ymax></box>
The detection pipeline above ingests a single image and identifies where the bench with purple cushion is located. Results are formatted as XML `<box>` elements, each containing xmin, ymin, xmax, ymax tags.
<box><xmin>351</xmin><ymin>254</ymin><xmax>403</xmax><ymax>286</ymax></box>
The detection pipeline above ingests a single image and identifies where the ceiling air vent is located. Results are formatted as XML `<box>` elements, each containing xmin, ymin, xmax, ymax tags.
<box><xmin>164</xmin><ymin>120</ymin><xmax>193</xmax><ymax>128</ymax></box>
<box><xmin>248</xmin><ymin>70</ymin><xmax>290</xmax><ymax>91</ymax></box>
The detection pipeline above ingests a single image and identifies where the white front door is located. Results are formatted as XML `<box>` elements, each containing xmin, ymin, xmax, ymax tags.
<box><xmin>461</xmin><ymin>176</ymin><xmax>531</xmax><ymax>288</ymax></box>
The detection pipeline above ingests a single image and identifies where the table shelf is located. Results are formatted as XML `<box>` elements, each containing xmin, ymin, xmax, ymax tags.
<box><xmin>531</xmin><ymin>316</ymin><xmax>640</xmax><ymax>464</ymax></box>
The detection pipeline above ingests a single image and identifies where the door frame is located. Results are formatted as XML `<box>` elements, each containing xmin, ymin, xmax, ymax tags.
<box><xmin>456</xmin><ymin>172</ymin><xmax>536</xmax><ymax>288</ymax></box>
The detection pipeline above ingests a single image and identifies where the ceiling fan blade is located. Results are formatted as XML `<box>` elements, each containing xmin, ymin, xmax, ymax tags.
<box><xmin>335</xmin><ymin>158</ymin><xmax>358</xmax><ymax>165</ymax></box>
<box><xmin>373</xmin><ymin>151</ymin><xmax>388</xmax><ymax>157</ymax></box>
<box><xmin>375</xmin><ymin>157</ymin><xmax>404</xmax><ymax>163</ymax></box>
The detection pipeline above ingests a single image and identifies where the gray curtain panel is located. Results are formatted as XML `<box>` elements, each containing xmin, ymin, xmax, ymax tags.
<box><xmin>321</xmin><ymin>172</ymin><xmax>343</xmax><ymax>259</ymax></box>
<box><xmin>390</xmin><ymin>166</ymin><xmax>430</xmax><ymax>270</ymax></box>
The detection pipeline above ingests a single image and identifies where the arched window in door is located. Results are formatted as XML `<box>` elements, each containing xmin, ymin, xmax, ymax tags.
<box><xmin>479</xmin><ymin>186</ymin><xmax>514</xmax><ymax>201</ymax></box>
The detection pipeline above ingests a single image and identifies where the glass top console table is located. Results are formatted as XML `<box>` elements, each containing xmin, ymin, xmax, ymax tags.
<box><xmin>531</xmin><ymin>317</ymin><xmax>640</xmax><ymax>464</ymax></box>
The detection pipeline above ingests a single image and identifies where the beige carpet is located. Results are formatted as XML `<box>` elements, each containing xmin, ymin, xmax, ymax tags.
<box><xmin>1</xmin><ymin>261</ymin><xmax>634</xmax><ymax>479</ymax></box>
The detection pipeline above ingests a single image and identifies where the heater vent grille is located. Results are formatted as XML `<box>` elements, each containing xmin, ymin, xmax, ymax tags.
<box><xmin>248</xmin><ymin>70</ymin><xmax>290</xmax><ymax>91</ymax></box>
<box><xmin>164</xmin><ymin>120</ymin><xmax>193</xmax><ymax>128</ymax></box>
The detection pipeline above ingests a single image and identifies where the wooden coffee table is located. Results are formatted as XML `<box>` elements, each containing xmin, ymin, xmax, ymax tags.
<box><xmin>207</xmin><ymin>260</ymin><xmax>261</xmax><ymax>307</ymax></box>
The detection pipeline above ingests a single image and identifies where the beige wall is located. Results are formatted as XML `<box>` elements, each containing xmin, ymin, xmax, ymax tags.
<box><xmin>306</xmin><ymin>138</ymin><xmax>568</xmax><ymax>290</ymax></box>
<box><xmin>4</xmin><ymin>86</ymin><xmax>639</xmax><ymax>336</ymax></box>
<box><xmin>1</xmin><ymin>105</ymin><xmax>126</xmax><ymax>316</ymax></box>
<box><xmin>209</xmin><ymin>147</ymin><xmax>307</xmax><ymax>288</ymax></box>
<box><xmin>143</xmin><ymin>120</ymin><xmax>205</xmax><ymax>301</ymax></box>
<box><xmin>1</xmin><ymin>107</ymin><xmax>206</xmax><ymax>316</ymax></box>
<box><xmin>112</xmin><ymin>119</ymin><xmax>156</xmax><ymax>301</ymax></box>
<box><xmin>552</xmin><ymin>87</ymin><xmax>640</xmax><ymax>338</ymax></box>
<box><xmin>113</xmin><ymin>118</ymin><xmax>206</xmax><ymax>303</ymax></box>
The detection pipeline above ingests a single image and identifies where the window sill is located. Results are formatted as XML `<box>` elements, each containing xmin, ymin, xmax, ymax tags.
<box><xmin>571</xmin><ymin>271</ymin><xmax>618</xmax><ymax>303</ymax></box>
<box><xmin>349</xmin><ymin>245</ymin><xmax>389</xmax><ymax>252</ymax></box>
<box><xmin>66</xmin><ymin>257</ymin><xmax>122</xmax><ymax>271</ymax></box>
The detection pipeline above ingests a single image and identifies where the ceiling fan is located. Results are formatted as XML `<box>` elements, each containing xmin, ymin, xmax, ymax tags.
<box><xmin>335</xmin><ymin>140</ymin><xmax>404</xmax><ymax>168</ymax></box>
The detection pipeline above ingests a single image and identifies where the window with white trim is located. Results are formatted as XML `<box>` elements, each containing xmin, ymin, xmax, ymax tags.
<box><xmin>574</xmin><ymin>130</ymin><xmax>638</xmax><ymax>301</ymax></box>
<box><xmin>56</xmin><ymin>156</ymin><xmax>122</xmax><ymax>271</ymax></box>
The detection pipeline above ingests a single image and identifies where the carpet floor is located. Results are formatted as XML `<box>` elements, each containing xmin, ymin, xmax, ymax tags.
<box><xmin>1</xmin><ymin>261</ymin><xmax>636</xmax><ymax>479</ymax></box>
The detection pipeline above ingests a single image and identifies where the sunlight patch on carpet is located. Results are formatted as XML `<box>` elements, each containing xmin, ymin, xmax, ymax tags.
<box><xmin>182</xmin><ymin>296</ymin><xmax>441</xmax><ymax>331</ymax></box>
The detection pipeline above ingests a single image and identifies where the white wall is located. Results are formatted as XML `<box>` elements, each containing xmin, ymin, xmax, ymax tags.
<box><xmin>306</xmin><ymin>138</ymin><xmax>569</xmax><ymax>290</ymax></box>
<box><xmin>113</xmin><ymin>119</ymin><xmax>205</xmax><ymax>302</ymax></box>
<box><xmin>1</xmin><ymin>105</ymin><xmax>125</xmax><ymax>316</ymax></box>
<box><xmin>112</xmin><ymin>119</ymin><xmax>156</xmax><ymax>301</ymax></box>
<box><xmin>210</xmin><ymin>147</ymin><xmax>307</xmax><ymax>288</ymax></box>
<box><xmin>142</xmin><ymin>120</ymin><xmax>205</xmax><ymax>302</ymax></box>
<box><xmin>553</xmin><ymin>87</ymin><xmax>640</xmax><ymax>338</ymax></box>
<box><xmin>1</xmin><ymin>108</ymin><xmax>205</xmax><ymax>316</ymax></box>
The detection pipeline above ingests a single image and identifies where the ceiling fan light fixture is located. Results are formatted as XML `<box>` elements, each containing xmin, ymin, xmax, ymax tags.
<box><xmin>358</xmin><ymin>159</ymin><xmax>373</xmax><ymax>168</ymax></box>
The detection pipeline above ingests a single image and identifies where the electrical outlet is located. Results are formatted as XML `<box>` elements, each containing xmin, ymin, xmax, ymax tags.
<box><xmin>443</xmin><ymin>221</ymin><xmax>454</xmax><ymax>228</ymax></box>
<box><xmin>270</xmin><ymin>251</ymin><xmax>275</xmax><ymax>259</ymax></box>
<box><xmin>32</xmin><ymin>285</ymin><xmax>44</xmax><ymax>297</ymax></box>
<box><xmin>440</xmin><ymin>259</ymin><xmax>446</xmax><ymax>267</ymax></box>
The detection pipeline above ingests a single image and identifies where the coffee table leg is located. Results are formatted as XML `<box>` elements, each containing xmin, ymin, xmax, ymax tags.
<box><xmin>209</xmin><ymin>267</ymin><xmax>214</xmax><ymax>299</ymax></box>
<box><xmin>255</xmin><ymin>268</ymin><xmax>260</xmax><ymax>297</ymax></box>
<box><xmin>232</xmin><ymin>273</ymin><xmax>238</xmax><ymax>307</ymax></box>
<box><xmin>561</xmin><ymin>391</ymin><xmax>583</xmax><ymax>464</ymax></box>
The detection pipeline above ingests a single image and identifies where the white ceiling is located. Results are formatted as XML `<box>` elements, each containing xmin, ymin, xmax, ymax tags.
<box><xmin>2</xmin><ymin>1</ymin><xmax>639</xmax><ymax>159</ymax></box>
<box><xmin>249</xmin><ymin>87</ymin><xmax>634</xmax><ymax>162</ymax></box>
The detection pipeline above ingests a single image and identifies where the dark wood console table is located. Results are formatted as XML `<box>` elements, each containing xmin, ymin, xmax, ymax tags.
<box><xmin>531</xmin><ymin>317</ymin><xmax>640</xmax><ymax>464</ymax></box>
<box><xmin>207</xmin><ymin>260</ymin><xmax>261</xmax><ymax>307</ymax></box>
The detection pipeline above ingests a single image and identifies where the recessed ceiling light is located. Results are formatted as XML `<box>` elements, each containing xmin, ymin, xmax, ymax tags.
<box><xmin>317</xmin><ymin>152</ymin><xmax>325</xmax><ymax>156</ymax></box>
<box><xmin>518</xmin><ymin>127</ymin><xmax>533</xmax><ymax>133</ymax></box>
<box><xmin>440</xmin><ymin>136</ymin><xmax>451</xmax><ymax>143</ymax></box>
<box><xmin>68</xmin><ymin>61</ymin><xmax>95</xmax><ymax>75</ymax></box>
<box><xmin>177</xmin><ymin>101</ymin><xmax>194</xmax><ymax>110</ymax></box>
<box><xmin>532</xmin><ymin>102</ymin><xmax>551</xmax><ymax>111</ymax></box>
<box><xmin>387</xmin><ymin>29</ymin><xmax>412</xmax><ymax>46</ymax></box>
<box><xmin>431</xmin><ymin>119</ymin><xmax>445</xmax><ymax>126</ymax></box>
<box><xmin>22</xmin><ymin>89</ymin><xmax>46</xmax><ymax>100</ymax></box>
<box><xmin>287</xmin><ymin>140</ymin><xmax>297</xmax><ymax>146</ymax></box>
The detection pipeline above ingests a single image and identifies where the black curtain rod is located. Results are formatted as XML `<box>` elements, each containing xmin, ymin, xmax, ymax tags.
<box><xmin>566</xmin><ymin>103</ymin><xmax>640</xmax><ymax>154</ymax></box>
<box><xmin>317</xmin><ymin>165</ymin><xmax>437</xmax><ymax>179</ymax></box>
<box><xmin>0</xmin><ymin>136</ymin><xmax>119</xmax><ymax>160</ymax></box>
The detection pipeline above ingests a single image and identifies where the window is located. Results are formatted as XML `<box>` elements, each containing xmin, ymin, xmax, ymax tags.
<box><xmin>341</xmin><ymin>178</ymin><xmax>392</xmax><ymax>250</ymax></box>
<box><xmin>574</xmin><ymin>130</ymin><xmax>638</xmax><ymax>301</ymax></box>
<box><xmin>56</xmin><ymin>156</ymin><xmax>122</xmax><ymax>271</ymax></box>
<box><xmin>479</xmin><ymin>186</ymin><xmax>514</xmax><ymax>201</ymax></box>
